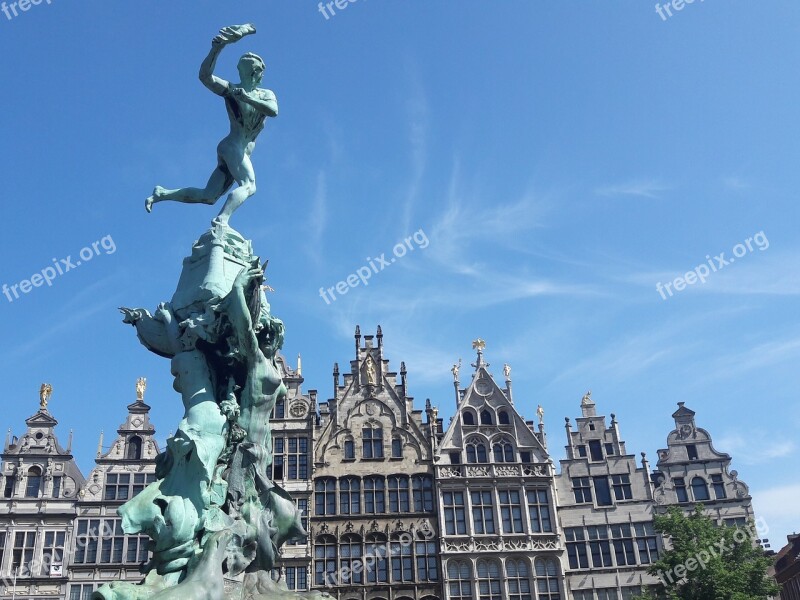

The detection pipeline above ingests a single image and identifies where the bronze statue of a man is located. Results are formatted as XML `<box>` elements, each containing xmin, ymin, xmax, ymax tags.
<box><xmin>145</xmin><ymin>24</ymin><xmax>278</xmax><ymax>226</ymax></box>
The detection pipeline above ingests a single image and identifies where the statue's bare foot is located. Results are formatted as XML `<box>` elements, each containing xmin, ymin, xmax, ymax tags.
<box><xmin>145</xmin><ymin>186</ymin><xmax>168</xmax><ymax>213</ymax></box>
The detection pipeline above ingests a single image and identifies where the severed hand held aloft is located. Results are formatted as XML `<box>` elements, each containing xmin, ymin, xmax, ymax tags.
<box><xmin>213</xmin><ymin>24</ymin><xmax>257</xmax><ymax>46</ymax></box>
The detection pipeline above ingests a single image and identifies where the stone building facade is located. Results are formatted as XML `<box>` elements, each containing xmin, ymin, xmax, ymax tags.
<box><xmin>67</xmin><ymin>385</ymin><xmax>160</xmax><ymax>599</ymax></box>
<box><xmin>555</xmin><ymin>392</ymin><xmax>662</xmax><ymax>599</ymax></box>
<box><xmin>0</xmin><ymin>389</ymin><xmax>85</xmax><ymax>600</ymax></box>
<box><xmin>310</xmin><ymin>327</ymin><xmax>440</xmax><ymax>600</ymax></box>
<box><xmin>435</xmin><ymin>344</ymin><xmax>564</xmax><ymax>600</ymax></box>
<box><xmin>0</xmin><ymin>336</ymin><xmax>766</xmax><ymax>600</ymax></box>
<box><xmin>775</xmin><ymin>534</ymin><xmax>800</xmax><ymax>600</ymax></box>
<box><xmin>652</xmin><ymin>402</ymin><xmax>753</xmax><ymax>526</ymax></box>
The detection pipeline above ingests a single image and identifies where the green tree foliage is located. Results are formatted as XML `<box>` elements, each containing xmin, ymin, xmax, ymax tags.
<box><xmin>638</xmin><ymin>506</ymin><xmax>778</xmax><ymax>600</ymax></box>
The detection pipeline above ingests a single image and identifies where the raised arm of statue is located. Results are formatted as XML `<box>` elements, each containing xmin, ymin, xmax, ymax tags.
<box><xmin>199</xmin><ymin>24</ymin><xmax>257</xmax><ymax>96</ymax></box>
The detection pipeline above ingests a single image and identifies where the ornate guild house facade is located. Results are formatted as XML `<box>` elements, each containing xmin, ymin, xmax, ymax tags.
<box><xmin>0</xmin><ymin>333</ymin><xmax>765</xmax><ymax>600</ymax></box>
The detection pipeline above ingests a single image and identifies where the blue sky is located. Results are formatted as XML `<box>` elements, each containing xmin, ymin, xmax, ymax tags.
<box><xmin>0</xmin><ymin>1</ymin><xmax>798</xmax><ymax>546</ymax></box>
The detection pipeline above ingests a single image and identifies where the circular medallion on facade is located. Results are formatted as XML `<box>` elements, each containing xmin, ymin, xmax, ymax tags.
<box><xmin>132</xmin><ymin>417</ymin><xmax>144</xmax><ymax>427</ymax></box>
<box><xmin>290</xmin><ymin>403</ymin><xmax>306</xmax><ymax>418</ymax></box>
<box><xmin>678</xmin><ymin>424</ymin><xmax>693</xmax><ymax>439</ymax></box>
<box><xmin>476</xmin><ymin>379</ymin><xmax>492</xmax><ymax>395</ymax></box>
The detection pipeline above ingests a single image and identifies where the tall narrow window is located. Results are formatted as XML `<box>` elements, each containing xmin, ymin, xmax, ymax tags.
<box><xmin>498</xmin><ymin>411</ymin><xmax>511</xmax><ymax>425</ymax></box>
<box><xmin>412</xmin><ymin>475</ymin><xmax>434</xmax><ymax>512</ymax></box>
<box><xmin>467</xmin><ymin>441</ymin><xmax>488</xmax><ymax>464</ymax></box>
<box><xmin>691</xmin><ymin>477</ymin><xmax>710</xmax><ymax>501</ymax></box>
<box><xmin>4</xmin><ymin>476</ymin><xmax>14</xmax><ymax>498</ymax></box>
<box><xmin>364</xmin><ymin>476</ymin><xmax>386</xmax><ymax>513</ymax></box>
<box><xmin>52</xmin><ymin>476</ymin><xmax>62</xmax><ymax>499</ymax></box>
<box><xmin>392</xmin><ymin>437</ymin><xmax>403</xmax><ymax>458</ymax></box>
<box><xmin>363</xmin><ymin>427</ymin><xmax>384</xmax><ymax>459</ymax></box>
<box><xmin>527</xmin><ymin>488</ymin><xmax>553</xmax><ymax>533</ymax></box>
<box><xmin>344</xmin><ymin>439</ymin><xmax>355</xmax><ymax>460</ymax></box>
<box><xmin>126</xmin><ymin>436</ymin><xmax>142</xmax><ymax>460</ymax></box>
<box><xmin>366</xmin><ymin>534</ymin><xmax>389</xmax><ymax>583</ymax></box>
<box><xmin>593</xmin><ymin>476</ymin><xmax>613</xmax><ymax>506</ymax></box>
<box><xmin>388</xmin><ymin>476</ymin><xmax>410</xmax><ymax>512</ymax></box>
<box><xmin>443</xmin><ymin>491</ymin><xmax>467</xmax><ymax>535</ymax></box>
<box><xmin>314</xmin><ymin>536</ymin><xmax>337</xmax><ymax>586</ymax></box>
<box><xmin>42</xmin><ymin>531</ymin><xmax>65</xmax><ymax>574</ymax></box>
<box><xmin>391</xmin><ymin>533</ymin><xmax>414</xmax><ymax>582</ymax></box>
<box><xmin>416</xmin><ymin>536</ymin><xmax>438</xmax><ymax>581</ymax></box>
<box><xmin>272</xmin><ymin>437</ymin><xmax>285</xmax><ymax>480</ymax></box>
<box><xmin>634</xmin><ymin>522</ymin><xmax>660</xmax><ymax>564</ymax></box>
<box><xmin>687</xmin><ymin>444</ymin><xmax>698</xmax><ymax>460</ymax></box>
<box><xmin>711</xmin><ymin>474</ymin><xmax>727</xmax><ymax>499</ymax></box>
<box><xmin>471</xmin><ymin>490</ymin><xmax>496</xmax><ymax>534</ymax></box>
<box><xmin>534</xmin><ymin>558</ymin><xmax>561</xmax><ymax>600</ymax></box>
<box><xmin>589</xmin><ymin>440</ymin><xmax>604</xmax><ymax>461</ymax></box>
<box><xmin>506</xmin><ymin>559</ymin><xmax>532</xmax><ymax>600</ymax></box>
<box><xmin>587</xmin><ymin>526</ymin><xmax>613</xmax><ymax>568</ymax></box>
<box><xmin>314</xmin><ymin>479</ymin><xmax>336</xmax><ymax>516</ymax></box>
<box><xmin>673</xmin><ymin>477</ymin><xmax>689</xmax><ymax>503</ymax></box>
<box><xmin>476</xmin><ymin>559</ymin><xmax>502</xmax><ymax>600</ymax></box>
<box><xmin>340</xmin><ymin>535</ymin><xmax>363</xmax><ymax>584</ymax></box>
<box><xmin>339</xmin><ymin>477</ymin><xmax>361</xmax><ymax>515</ymax></box>
<box><xmin>25</xmin><ymin>467</ymin><xmax>42</xmax><ymax>498</ymax></box>
<box><xmin>12</xmin><ymin>531</ymin><xmax>37</xmax><ymax>571</ymax></box>
<box><xmin>463</xmin><ymin>412</ymin><xmax>475</xmax><ymax>426</ymax></box>
<box><xmin>480</xmin><ymin>410</ymin><xmax>493</xmax><ymax>425</ymax></box>
<box><xmin>288</xmin><ymin>437</ymin><xmax>308</xmax><ymax>479</ymax></box>
<box><xmin>611</xmin><ymin>524</ymin><xmax>637</xmax><ymax>566</ymax></box>
<box><xmin>498</xmin><ymin>489</ymin><xmax>524</xmax><ymax>533</ymax></box>
<box><xmin>448</xmin><ymin>561</ymin><xmax>473</xmax><ymax>600</ymax></box>
<box><xmin>274</xmin><ymin>398</ymin><xmax>285</xmax><ymax>419</ymax></box>
<box><xmin>493</xmin><ymin>442</ymin><xmax>514</xmax><ymax>463</ymax></box>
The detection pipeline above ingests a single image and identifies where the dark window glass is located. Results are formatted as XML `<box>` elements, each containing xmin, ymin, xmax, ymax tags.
<box><xmin>691</xmin><ymin>477</ymin><xmax>710</xmax><ymax>501</ymax></box>
<box><xmin>711</xmin><ymin>474</ymin><xmax>727</xmax><ymax>499</ymax></box>
<box><xmin>687</xmin><ymin>444</ymin><xmax>698</xmax><ymax>460</ymax></box>
<box><xmin>589</xmin><ymin>440</ymin><xmax>603</xmax><ymax>461</ymax></box>
<box><xmin>25</xmin><ymin>467</ymin><xmax>42</xmax><ymax>498</ymax></box>
<box><xmin>674</xmin><ymin>478</ymin><xmax>689</xmax><ymax>503</ymax></box>
<box><xmin>593</xmin><ymin>476</ymin><xmax>613</xmax><ymax>506</ymax></box>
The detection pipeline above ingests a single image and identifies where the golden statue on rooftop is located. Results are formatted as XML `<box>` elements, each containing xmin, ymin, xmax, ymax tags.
<box><xmin>136</xmin><ymin>377</ymin><xmax>147</xmax><ymax>401</ymax></box>
<box><xmin>39</xmin><ymin>383</ymin><xmax>53</xmax><ymax>411</ymax></box>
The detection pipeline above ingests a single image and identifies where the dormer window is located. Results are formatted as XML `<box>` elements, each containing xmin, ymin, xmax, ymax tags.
<box><xmin>25</xmin><ymin>467</ymin><xmax>42</xmax><ymax>498</ymax></box>
<box><xmin>589</xmin><ymin>440</ymin><xmax>603</xmax><ymax>462</ymax></box>
<box><xmin>498</xmin><ymin>411</ymin><xmax>510</xmax><ymax>425</ymax></box>
<box><xmin>463</xmin><ymin>412</ymin><xmax>475</xmax><ymax>426</ymax></box>
<box><xmin>480</xmin><ymin>410</ymin><xmax>493</xmax><ymax>425</ymax></box>
<box><xmin>126</xmin><ymin>436</ymin><xmax>143</xmax><ymax>461</ymax></box>
<box><xmin>588</xmin><ymin>422</ymin><xmax>596</xmax><ymax>431</ymax></box>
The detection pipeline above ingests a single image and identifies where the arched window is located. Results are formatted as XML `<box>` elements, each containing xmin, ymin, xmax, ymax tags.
<box><xmin>493</xmin><ymin>441</ymin><xmax>514</xmax><ymax>463</ymax></box>
<box><xmin>463</xmin><ymin>411</ymin><xmax>475</xmax><ymax>426</ymax></box>
<box><xmin>498</xmin><ymin>411</ymin><xmax>511</xmax><ymax>425</ymax></box>
<box><xmin>314</xmin><ymin>535</ymin><xmax>337</xmax><ymax>586</ymax></box>
<box><xmin>366</xmin><ymin>533</ymin><xmax>389</xmax><ymax>583</ymax></box>
<box><xmin>340</xmin><ymin>534</ymin><xmax>363</xmax><ymax>584</ymax></box>
<box><xmin>480</xmin><ymin>410</ymin><xmax>493</xmax><ymax>425</ymax></box>
<box><xmin>506</xmin><ymin>559</ymin><xmax>533</xmax><ymax>600</ymax></box>
<box><xmin>364</xmin><ymin>476</ymin><xmax>385</xmax><ymax>513</ymax></box>
<box><xmin>476</xmin><ymin>559</ymin><xmax>502</xmax><ymax>600</ymax></box>
<box><xmin>126</xmin><ymin>436</ymin><xmax>143</xmax><ymax>460</ymax></box>
<box><xmin>534</xmin><ymin>558</ymin><xmax>561</xmax><ymax>600</ymax></box>
<box><xmin>315</xmin><ymin>478</ymin><xmax>336</xmax><ymax>516</ymax></box>
<box><xmin>274</xmin><ymin>397</ymin><xmax>285</xmax><ymax>419</ymax></box>
<box><xmin>25</xmin><ymin>467</ymin><xmax>42</xmax><ymax>498</ymax></box>
<box><xmin>448</xmin><ymin>561</ymin><xmax>473</xmax><ymax>600</ymax></box>
<box><xmin>340</xmin><ymin>477</ymin><xmax>361</xmax><ymax>515</ymax></box>
<box><xmin>691</xmin><ymin>476</ymin><xmax>710</xmax><ymax>501</ymax></box>
<box><xmin>467</xmin><ymin>440</ymin><xmax>488</xmax><ymax>464</ymax></box>
<box><xmin>388</xmin><ymin>476</ymin><xmax>410</xmax><ymax>512</ymax></box>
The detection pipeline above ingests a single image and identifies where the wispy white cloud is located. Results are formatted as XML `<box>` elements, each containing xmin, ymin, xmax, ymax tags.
<box><xmin>752</xmin><ymin>484</ymin><xmax>800</xmax><ymax>543</ymax></box>
<box><xmin>595</xmin><ymin>179</ymin><xmax>669</xmax><ymax>199</ymax></box>
<box><xmin>716</xmin><ymin>431</ymin><xmax>797</xmax><ymax>465</ymax></box>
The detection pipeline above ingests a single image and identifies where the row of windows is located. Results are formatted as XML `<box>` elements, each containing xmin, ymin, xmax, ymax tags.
<box><xmin>340</xmin><ymin>428</ymin><xmax>406</xmax><ymax>461</ymax></box>
<box><xmin>673</xmin><ymin>475</ymin><xmax>726</xmax><ymax>503</ymax></box>
<box><xmin>315</xmin><ymin>475</ymin><xmax>434</xmax><ymax>516</ymax></box>
<box><xmin>272</xmin><ymin>566</ymin><xmax>309</xmax><ymax>590</ymax></box>
<box><xmin>104</xmin><ymin>472</ymin><xmax>157</xmax><ymax>501</ymax></box>
<box><xmin>572</xmin><ymin>588</ymin><xmax>648</xmax><ymax>600</ymax></box>
<box><xmin>0</xmin><ymin>530</ymin><xmax>65</xmax><ymax>575</ymax></box>
<box><xmin>74</xmin><ymin>519</ymin><xmax>150</xmax><ymax>565</ymax></box>
<box><xmin>442</xmin><ymin>488</ymin><xmax>553</xmax><ymax>536</ymax></box>
<box><xmin>3</xmin><ymin>468</ymin><xmax>68</xmax><ymax>499</ymax></box>
<box><xmin>447</xmin><ymin>558</ymin><xmax>561</xmax><ymax>600</ymax></box>
<box><xmin>565</xmin><ymin>523</ymin><xmax>659</xmax><ymax>570</ymax></box>
<box><xmin>460</xmin><ymin>439</ymin><xmax>532</xmax><ymax>465</ymax></box>
<box><xmin>314</xmin><ymin>533</ymin><xmax>438</xmax><ymax>586</ymax></box>
<box><xmin>574</xmin><ymin>439</ymin><xmax>617</xmax><ymax>461</ymax></box>
<box><xmin>462</xmin><ymin>409</ymin><xmax>512</xmax><ymax>427</ymax></box>
<box><xmin>571</xmin><ymin>474</ymin><xmax>634</xmax><ymax>506</ymax></box>
<box><xmin>272</xmin><ymin>437</ymin><xmax>309</xmax><ymax>480</ymax></box>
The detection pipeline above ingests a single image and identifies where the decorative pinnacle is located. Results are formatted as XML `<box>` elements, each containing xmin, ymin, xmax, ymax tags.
<box><xmin>471</xmin><ymin>339</ymin><xmax>487</xmax><ymax>368</ymax></box>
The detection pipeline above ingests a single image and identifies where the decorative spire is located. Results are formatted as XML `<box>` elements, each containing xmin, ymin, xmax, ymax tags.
<box><xmin>376</xmin><ymin>325</ymin><xmax>383</xmax><ymax>347</ymax></box>
<box><xmin>96</xmin><ymin>430</ymin><xmax>104</xmax><ymax>458</ymax></box>
<box><xmin>471</xmin><ymin>338</ymin><xmax>487</xmax><ymax>368</ymax></box>
<box><xmin>39</xmin><ymin>383</ymin><xmax>53</xmax><ymax>412</ymax></box>
<box><xmin>297</xmin><ymin>354</ymin><xmax>302</xmax><ymax>376</ymax></box>
<box><xmin>136</xmin><ymin>377</ymin><xmax>147</xmax><ymax>402</ymax></box>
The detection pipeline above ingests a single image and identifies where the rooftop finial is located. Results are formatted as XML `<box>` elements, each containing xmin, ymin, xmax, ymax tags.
<box><xmin>136</xmin><ymin>377</ymin><xmax>147</xmax><ymax>402</ymax></box>
<box><xmin>297</xmin><ymin>354</ymin><xmax>302</xmax><ymax>376</ymax></box>
<box><xmin>39</xmin><ymin>383</ymin><xmax>53</xmax><ymax>412</ymax></box>
<box><xmin>581</xmin><ymin>390</ymin><xmax>593</xmax><ymax>405</ymax></box>
<box><xmin>472</xmin><ymin>338</ymin><xmax>486</xmax><ymax>368</ymax></box>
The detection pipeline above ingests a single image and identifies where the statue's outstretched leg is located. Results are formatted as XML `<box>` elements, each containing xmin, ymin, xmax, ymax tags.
<box><xmin>146</xmin><ymin>164</ymin><xmax>234</xmax><ymax>213</ymax></box>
